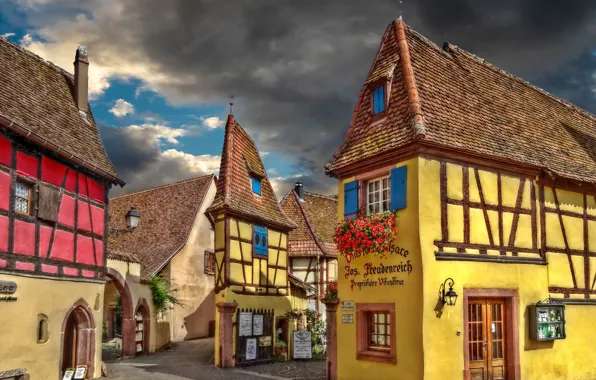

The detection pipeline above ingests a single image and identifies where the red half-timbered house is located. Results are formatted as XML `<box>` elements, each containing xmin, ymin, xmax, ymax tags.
<box><xmin>0</xmin><ymin>37</ymin><xmax>123</xmax><ymax>379</ymax></box>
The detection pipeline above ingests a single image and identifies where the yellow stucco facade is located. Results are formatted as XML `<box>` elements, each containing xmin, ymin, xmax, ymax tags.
<box><xmin>335</xmin><ymin>156</ymin><xmax>596</xmax><ymax>380</ymax></box>
<box><xmin>0</xmin><ymin>274</ymin><xmax>104</xmax><ymax>379</ymax></box>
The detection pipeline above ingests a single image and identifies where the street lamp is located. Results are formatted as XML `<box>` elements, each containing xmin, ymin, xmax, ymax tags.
<box><xmin>125</xmin><ymin>207</ymin><xmax>140</xmax><ymax>230</ymax></box>
<box><xmin>439</xmin><ymin>278</ymin><xmax>458</xmax><ymax>306</ymax></box>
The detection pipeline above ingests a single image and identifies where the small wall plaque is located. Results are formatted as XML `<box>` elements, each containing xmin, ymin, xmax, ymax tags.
<box><xmin>0</xmin><ymin>281</ymin><xmax>17</xmax><ymax>294</ymax></box>
<box><xmin>73</xmin><ymin>365</ymin><xmax>87</xmax><ymax>379</ymax></box>
<box><xmin>62</xmin><ymin>369</ymin><xmax>74</xmax><ymax>380</ymax></box>
<box><xmin>342</xmin><ymin>314</ymin><xmax>353</xmax><ymax>323</ymax></box>
<box><xmin>341</xmin><ymin>300</ymin><xmax>354</xmax><ymax>312</ymax></box>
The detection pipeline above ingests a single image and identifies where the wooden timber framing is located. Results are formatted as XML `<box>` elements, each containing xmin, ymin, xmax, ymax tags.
<box><xmin>435</xmin><ymin>160</ymin><xmax>541</xmax><ymax>262</ymax></box>
<box><xmin>216</xmin><ymin>217</ymin><xmax>289</xmax><ymax>296</ymax></box>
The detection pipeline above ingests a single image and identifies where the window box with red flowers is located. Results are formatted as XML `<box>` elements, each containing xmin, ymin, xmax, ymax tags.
<box><xmin>333</xmin><ymin>209</ymin><xmax>398</xmax><ymax>261</ymax></box>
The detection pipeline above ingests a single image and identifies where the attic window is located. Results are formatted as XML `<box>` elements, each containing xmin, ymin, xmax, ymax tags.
<box><xmin>251</xmin><ymin>175</ymin><xmax>261</xmax><ymax>195</ymax></box>
<box><xmin>373</xmin><ymin>85</ymin><xmax>386</xmax><ymax>115</ymax></box>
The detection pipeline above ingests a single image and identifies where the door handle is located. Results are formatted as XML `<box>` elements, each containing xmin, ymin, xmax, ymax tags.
<box><xmin>483</xmin><ymin>341</ymin><xmax>488</xmax><ymax>350</ymax></box>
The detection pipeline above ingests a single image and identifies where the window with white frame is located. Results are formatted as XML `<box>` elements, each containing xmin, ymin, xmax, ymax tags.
<box><xmin>367</xmin><ymin>177</ymin><xmax>390</xmax><ymax>214</ymax></box>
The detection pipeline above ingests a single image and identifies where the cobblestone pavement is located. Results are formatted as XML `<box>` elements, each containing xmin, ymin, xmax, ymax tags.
<box><xmin>106</xmin><ymin>338</ymin><xmax>325</xmax><ymax>380</ymax></box>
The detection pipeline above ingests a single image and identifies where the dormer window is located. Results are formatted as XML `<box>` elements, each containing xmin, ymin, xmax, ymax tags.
<box><xmin>372</xmin><ymin>85</ymin><xmax>386</xmax><ymax>115</ymax></box>
<box><xmin>251</xmin><ymin>175</ymin><xmax>261</xmax><ymax>195</ymax></box>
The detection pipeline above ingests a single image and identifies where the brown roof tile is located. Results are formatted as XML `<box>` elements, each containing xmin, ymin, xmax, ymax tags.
<box><xmin>107</xmin><ymin>250</ymin><xmax>140</xmax><ymax>264</ymax></box>
<box><xmin>0</xmin><ymin>37</ymin><xmax>120</xmax><ymax>183</ymax></box>
<box><xmin>207</xmin><ymin>115</ymin><xmax>295</xmax><ymax>230</ymax></box>
<box><xmin>108</xmin><ymin>175</ymin><xmax>214</xmax><ymax>276</ymax></box>
<box><xmin>326</xmin><ymin>19</ymin><xmax>596</xmax><ymax>184</ymax></box>
<box><xmin>280</xmin><ymin>190</ymin><xmax>338</xmax><ymax>257</ymax></box>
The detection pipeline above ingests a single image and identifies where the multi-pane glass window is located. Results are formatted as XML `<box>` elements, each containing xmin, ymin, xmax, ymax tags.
<box><xmin>15</xmin><ymin>182</ymin><xmax>31</xmax><ymax>214</ymax></box>
<box><xmin>368</xmin><ymin>312</ymin><xmax>391</xmax><ymax>351</ymax></box>
<box><xmin>367</xmin><ymin>177</ymin><xmax>390</xmax><ymax>214</ymax></box>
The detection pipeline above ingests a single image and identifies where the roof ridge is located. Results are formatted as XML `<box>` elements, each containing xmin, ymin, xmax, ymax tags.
<box><xmin>394</xmin><ymin>18</ymin><xmax>426</xmax><ymax>139</ymax></box>
<box><xmin>304</xmin><ymin>191</ymin><xmax>338</xmax><ymax>201</ymax></box>
<box><xmin>110</xmin><ymin>174</ymin><xmax>214</xmax><ymax>200</ymax></box>
<box><xmin>445</xmin><ymin>43</ymin><xmax>596</xmax><ymax>121</ymax></box>
<box><xmin>0</xmin><ymin>36</ymin><xmax>74</xmax><ymax>80</ymax></box>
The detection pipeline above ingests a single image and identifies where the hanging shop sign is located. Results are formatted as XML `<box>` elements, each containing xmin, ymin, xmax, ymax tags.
<box><xmin>342</xmin><ymin>314</ymin><xmax>353</xmax><ymax>323</ymax></box>
<box><xmin>293</xmin><ymin>330</ymin><xmax>312</xmax><ymax>359</ymax></box>
<box><xmin>259</xmin><ymin>336</ymin><xmax>272</xmax><ymax>347</ymax></box>
<box><xmin>239</xmin><ymin>312</ymin><xmax>253</xmax><ymax>336</ymax></box>
<box><xmin>0</xmin><ymin>281</ymin><xmax>17</xmax><ymax>294</ymax></box>
<box><xmin>341</xmin><ymin>300</ymin><xmax>354</xmax><ymax>312</ymax></box>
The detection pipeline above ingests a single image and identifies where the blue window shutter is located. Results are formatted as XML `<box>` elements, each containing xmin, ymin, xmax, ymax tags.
<box><xmin>373</xmin><ymin>86</ymin><xmax>385</xmax><ymax>114</ymax></box>
<box><xmin>390</xmin><ymin>166</ymin><xmax>407</xmax><ymax>211</ymax></box>
<box><xmin>252</xmin><ymin>177</ymin><xmax>261</xmax><ymax>195</ymax></box>
<box><xmin>254</xmin><ymin>225</ymin><xmax>268</xmax><ymax>255</ymax></box>
<box><xmin>343</xmin><ymin>180</ymin><xmax>359</xmax><ymax>219</ymax></box>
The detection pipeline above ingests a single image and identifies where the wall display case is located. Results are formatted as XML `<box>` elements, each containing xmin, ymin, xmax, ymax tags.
<box><xmin>529</xmin><ymin>303</ymin><xmax>566</xmax><ymax>341</ymax></box>
<box><xmin>135</xmin><ymin>313</ymin><xmax>144</xmax><ymax>353</ymax></box>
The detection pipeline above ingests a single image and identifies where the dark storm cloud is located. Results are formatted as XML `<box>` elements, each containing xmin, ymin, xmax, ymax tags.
<box><xmin>25</xmin><ymin>0</ymin><xmax>596</xmax><ymax>197</ymax></box>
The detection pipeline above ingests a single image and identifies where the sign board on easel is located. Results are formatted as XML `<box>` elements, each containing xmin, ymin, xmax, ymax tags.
<box><xmin>62</xmin><ymin>369</ymin><xmax>75</xmax><ymax>380</ymax></box>
<box><xmin>293</xmin><ymin>330</ymin><xmax>312</xmax><ymax>359</ymax></box>
<box><xmin>73</xmin><ymin>365</ymin><xmax>87</xmax><ymax>379</ymax></box>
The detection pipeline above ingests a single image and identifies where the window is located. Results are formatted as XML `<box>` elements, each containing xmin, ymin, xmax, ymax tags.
<box><xmin>37</xmin><ymin>314</ymin><xmax>49</xmax><ymax>344</ymax></box>
<box><xmin>15</xmin><ymin>181</ymin><xmax>32</xmax><ymax>214</ymax></box>
<box><xmin>367</xmin><ymin>177</ymin><xmax>390</xmax><ymax>214</ymax></box>
<box><xmin>251</xmin><ymin>176</ymin><xmax>261</xmax><ymax>195</ymax></box>
<box><xmin>356</xmin><ymin>303</ymin><xmax>396</xmax><ymax>363</ymax></box>
<box><xmin>328</xmin><ymin>259</ymin><xmax>338</xmax><ymax>281</ymax></box>
<box><xmin>253</xmin><ymin>225</ymin><xmax>268</xmax><ymax>255</ymax></box>
<box><xmin>373</xmin><ymin>85</ymin><xmax>385</xmax><ymax>114</ymax></box>
<box><xmin>204</xmin><ymin>250</ymin><xmax>215</xmax><ymax>275</ymax></box>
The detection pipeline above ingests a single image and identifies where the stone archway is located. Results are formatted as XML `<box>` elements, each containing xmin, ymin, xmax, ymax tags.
<box><xmin>106</xmin><ymin>267</ymin><xmax>136</xmax><ymax>358</ymax></box>
<box><xmin>135</xmin><ymin>298</ymin><xmax>151</xmax><ymax>354</ymax></box>
<box><xmin>60</xmin><ymin>299</ymin><xmax>96</xmax><ymax>377</ymax></box>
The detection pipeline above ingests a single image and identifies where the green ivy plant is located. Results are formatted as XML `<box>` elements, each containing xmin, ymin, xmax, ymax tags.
<box><xmin>149</xmin><ymin>275</ymin><xmax>182</xmax><ymax>317</ymax></box>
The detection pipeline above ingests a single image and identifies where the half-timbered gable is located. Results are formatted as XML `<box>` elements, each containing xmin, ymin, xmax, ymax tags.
<box><xmin>280</xmin><ymin>184</ymin><xmax>338</xmax><ymax>307</ymax></box>
<box><xmin>326</xmin><ymin>18</ymin><xmax>596</xmax><ymax>380</ymax></box>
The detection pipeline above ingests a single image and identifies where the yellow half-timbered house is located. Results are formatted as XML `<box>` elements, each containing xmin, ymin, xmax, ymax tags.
<box><xmin>325</xmin><ymin>18</ymin><xmax>596</xmax><ymax>380</ymax></box>
<box><xmin>207</xmin><ymin>114</ymin><xmax>308</xmax><ymax>367</ymax></box>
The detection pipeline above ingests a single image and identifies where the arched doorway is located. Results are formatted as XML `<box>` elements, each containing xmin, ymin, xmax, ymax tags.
<box><xmin>135</xmin><ymin>298</ymin><xmax>151</xmax><ymax>355</ymax></box>
<box><xmin>104</xmin><ymin>267</ymin><xmax>136</xmax><ymax>358</ymax></box>
<box><xmin>60</xmin><ymin>299</ymin><xmax>96</xmax><ymax>377</ymax></box>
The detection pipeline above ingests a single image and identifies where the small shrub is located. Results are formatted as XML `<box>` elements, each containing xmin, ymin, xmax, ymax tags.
<box><xmin>149</xmin><ymin>275</ymin><xmax>182</xmax><ymax>317</ymax></box>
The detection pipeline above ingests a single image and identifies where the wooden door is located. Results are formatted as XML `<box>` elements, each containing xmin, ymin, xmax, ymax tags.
<box><xmin>468</xmin><ymin>298</ymin><xmax>507</xmax><ymax>380</ymax></box>
<box><xmin>62</xmin><ymin>313</ymin><xmax>78</xmax><ymax>372</ymax></box>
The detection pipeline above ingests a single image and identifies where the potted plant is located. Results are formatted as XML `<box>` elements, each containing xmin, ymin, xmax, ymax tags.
<box><xmin>333</xmin><ymin>209</ymin><xmax>398</xmax><ymax>260</ymax></box>
<box><xmin>275</xmin><ymin>339</ymin><xmax>287</xmax><ymax>353</ymax></box>
<box><xmin>324</xmin><ymin>281</ymin><xmax>338</xmax><ymax>301</ymax></box>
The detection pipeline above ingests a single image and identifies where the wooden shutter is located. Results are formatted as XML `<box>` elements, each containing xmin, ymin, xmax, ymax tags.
<box><xmin>37</xmin><ymin>183</ymin><xmax>60</xmax><ymax>222</ymax></box>
<box><xmin>390</xmin><ymin>166</ymin><xmax>407</xmax><ymax>211</ymax></box>
<box><xmin>253</xmin><ymin>225</ymin><xmax>268</xmax><ymax>255</ymax></box>
<box><xmin>344</xmin><ymin>180</ymin><xmax>358</xmax><ymax>219</ymax></box>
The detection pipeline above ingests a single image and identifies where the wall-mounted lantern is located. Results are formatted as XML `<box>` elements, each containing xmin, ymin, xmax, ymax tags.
<box><xmin>439</xmin><ymin>278</ymin><xmax>458</xmax><ymax>306</ymax></box>
<box><xmin>125</xmin><ymin>207</ymin><xmax>140</xmax><ymax>230</ymax></box>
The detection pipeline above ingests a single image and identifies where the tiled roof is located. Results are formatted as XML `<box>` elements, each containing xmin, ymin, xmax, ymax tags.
<box><xmin>280</xmin><ymin>190</ymin><xmax>338</xmax><ymax>257</ymax></box>
<box><xmin>108</xmin><ymin>175</ymin><xmax>215</xmax><ymax>276</ymax></box>
<box><xmin>107</xmin><ymin>250</ymin><xmax>140</xmax><ymax>264</ymax></box>
<box><xmin>326</xmin><ymin>19</ymin><xmax>596</xmax><ymax>185</ymax></box>
<box><xmin>206</xmin><ymin>115</ymin><xmax>295</xmax><ymax>230</ymax></box>
<box><xmin>0</xmin><ymin>37</ymin><xmax>121</xmax><ymax>184</ymax></box>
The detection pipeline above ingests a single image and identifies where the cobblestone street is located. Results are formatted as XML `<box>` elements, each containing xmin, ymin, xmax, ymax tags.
<box><xmin>106</xmin><ymin>338</ymin><xmax>325</xmax><ymax>380</ymax></box>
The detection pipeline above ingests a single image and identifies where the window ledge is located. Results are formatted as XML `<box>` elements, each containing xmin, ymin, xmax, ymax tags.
<box><xmin>357</xmin><ymin>349</ymin><xmax>396</xmax><ymax>364</ymax></box>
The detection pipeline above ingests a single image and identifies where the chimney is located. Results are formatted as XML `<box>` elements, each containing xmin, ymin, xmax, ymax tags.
<box><xmin>74</xmin><ymin>45</ymin><xmax>89</xmax><ymax>112</ymax></box>
<box><xmin>294</xmin><ymin>182</ymin><xmax>304</xmax><ymax>202</ymax></box>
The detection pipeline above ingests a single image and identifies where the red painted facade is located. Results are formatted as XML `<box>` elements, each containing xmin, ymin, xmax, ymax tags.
<box><xmin>0</xmin><ymin>131</ymin><xmax>108</xmax><ymax>281</ymax></box>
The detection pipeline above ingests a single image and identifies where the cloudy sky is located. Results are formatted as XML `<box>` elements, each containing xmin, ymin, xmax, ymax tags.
<box><xmin>1</xmin><ymin>0</ymin><xmax>595</xmax><ymax>198</ymax></box>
